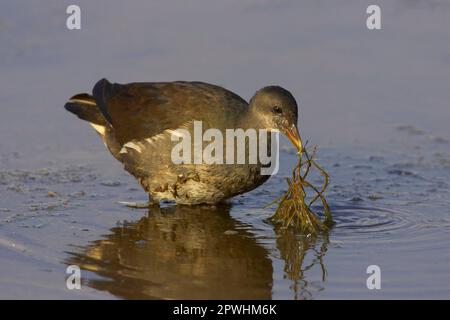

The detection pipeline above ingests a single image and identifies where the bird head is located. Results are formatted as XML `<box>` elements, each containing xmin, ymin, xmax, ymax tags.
<box><xmin>249</xmin><ymin>86</ymin><xmax>302</xmax><ymax>152</ymax></box>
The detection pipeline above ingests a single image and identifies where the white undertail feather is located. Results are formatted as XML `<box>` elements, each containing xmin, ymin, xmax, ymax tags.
<box><xmin>68</xmin><ymin>98</ymin><xmax>97</xmax><ymax>106</ymax></box>
<box><xmin>90</xmin><ymin>123</ymin><xmax>106</xmax><ymax>136</ymax></box>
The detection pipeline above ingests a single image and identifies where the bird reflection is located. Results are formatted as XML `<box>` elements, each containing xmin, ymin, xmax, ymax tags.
<box><xmin>65</xmin><ymin>204</ymin><xmax>273</xmax><ymax>299</ymax></box>
<box><xmin>65</xmin><ymin>204</ymin><xmax>329</xmax><ymax>299</ymax></box>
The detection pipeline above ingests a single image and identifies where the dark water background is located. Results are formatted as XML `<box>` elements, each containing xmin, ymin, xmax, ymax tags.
<box><xmin>1</xmin><ymin>0</ymin><xmax>450</xmax><ymax>299</ymax></box>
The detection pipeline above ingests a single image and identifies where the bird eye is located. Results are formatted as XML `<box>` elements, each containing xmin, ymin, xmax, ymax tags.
<box><xmin>273</xmin><ymin>106</ymin><xmax>283</xmax><ymax>114</ymax></box>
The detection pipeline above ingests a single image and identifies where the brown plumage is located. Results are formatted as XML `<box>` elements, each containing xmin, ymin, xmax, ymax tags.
<box><xmin>65</xmin><ymin>78</ymin><xmax>301</xmax><ymax>205</ymax></box>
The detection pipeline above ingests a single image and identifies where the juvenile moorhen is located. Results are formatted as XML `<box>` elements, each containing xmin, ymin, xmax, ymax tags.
<box><xmin>65</xmin><ymin>79</ymin><xmax>302</xmax><ymax>205</ymax></box>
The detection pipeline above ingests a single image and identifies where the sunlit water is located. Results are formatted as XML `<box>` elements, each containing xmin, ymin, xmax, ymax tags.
<box><xmin>1</xmin><ymin>1</ymin><xmax>450</xmax><ymax>299</ymax></box>
<box><xmin>1</xmin><ymin>132</ymin><xmax>449</xmax><ymax>299</ymax></box>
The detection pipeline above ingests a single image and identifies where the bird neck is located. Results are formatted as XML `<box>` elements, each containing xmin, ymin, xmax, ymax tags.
<box><xmin>238</xmin><ymin>105</ymin><xmax>265</xmax><ymax>131</ymax></box>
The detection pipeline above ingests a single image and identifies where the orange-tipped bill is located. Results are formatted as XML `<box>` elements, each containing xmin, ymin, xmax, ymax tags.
<box><xmin>285</xmin><ymin>125</ymin><xmax>303</xmax><ymax>153</ymax></box>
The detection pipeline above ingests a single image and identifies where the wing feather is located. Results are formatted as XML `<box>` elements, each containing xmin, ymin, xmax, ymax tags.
<box><xmin>91</xmin><ymin>79</ymin><xmax>248</xmax><ymax>146</ymax></box>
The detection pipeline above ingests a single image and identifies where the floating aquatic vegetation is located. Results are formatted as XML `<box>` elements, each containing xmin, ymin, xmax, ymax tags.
<box><xmin>268</xmin><ymin>143</ymin><xmax>334</xmax><ymax>234</ymax></box>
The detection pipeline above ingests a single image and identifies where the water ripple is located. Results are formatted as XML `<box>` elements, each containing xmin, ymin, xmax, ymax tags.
<box><xmin>330</xmin><ymin>204</ymin><xmax>450</xmax><ymax>249</ymax></box>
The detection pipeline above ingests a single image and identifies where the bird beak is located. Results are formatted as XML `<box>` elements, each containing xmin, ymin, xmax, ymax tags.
<box><xmin>285</xmin><ymin>124</ymin><xmax>303</xmax><ymax>153</ymax></box>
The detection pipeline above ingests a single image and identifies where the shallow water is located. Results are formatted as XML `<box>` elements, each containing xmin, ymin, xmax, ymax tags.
<box><xmin>1</xmin><ymin>135</ymin><xmax>449</xmax><ymax>299</ymax></box>
<box><xmin>1</xmin><ymin>1</ymin><xmax>450</xmax><ymax>299</ymax></box>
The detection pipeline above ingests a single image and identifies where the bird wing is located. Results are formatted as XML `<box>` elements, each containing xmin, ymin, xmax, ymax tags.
<box><xmin>92</xmin><ymin>79</ymin><xmax>248</xmax><ymax>145</ymax></box>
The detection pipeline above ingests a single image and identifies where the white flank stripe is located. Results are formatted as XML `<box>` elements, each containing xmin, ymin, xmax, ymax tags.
<box><xmin>122</xmin><ymin>122</ymin><xmax>193</xmax><ymax>152</ymax></box>
<box><xmin>122</xmin><ymin>142</ymin><xmax>142</xmax><ymax>153</ymax></box>
<box><xmin>166</xmin><ymin>129</ymin><xmax>184</xmax><ymax>137</ymax></box>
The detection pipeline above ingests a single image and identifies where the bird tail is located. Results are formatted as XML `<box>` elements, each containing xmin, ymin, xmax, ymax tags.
<box><xmin>64</xmin><ymin>93</ymin><xmax>109</xmax><ymax>135</ymax></box>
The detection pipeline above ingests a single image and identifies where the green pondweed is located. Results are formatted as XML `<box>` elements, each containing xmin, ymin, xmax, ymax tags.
<box><xmin>268</xmin><ymin>144</ymin><xmax>334</xmax><ymax>234</ymax></box>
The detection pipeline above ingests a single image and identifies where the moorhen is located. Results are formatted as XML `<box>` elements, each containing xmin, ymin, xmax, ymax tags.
<box><xmin>65</xmin><ymin>79</ymin><xmax>302</xmax><ymax>205</ymax></box>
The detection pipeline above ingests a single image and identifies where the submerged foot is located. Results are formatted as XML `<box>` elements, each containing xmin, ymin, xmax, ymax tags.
<box><xmin>118</xmin><ymin>201</ymin><xmax>156</xmax><ymax>209</ymax></box>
